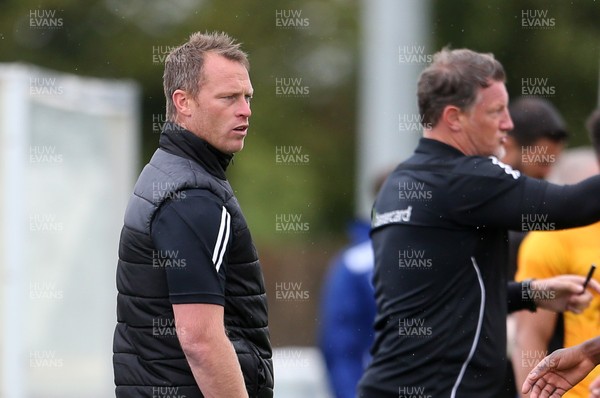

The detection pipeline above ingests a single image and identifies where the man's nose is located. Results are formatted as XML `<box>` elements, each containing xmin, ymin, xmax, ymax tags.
<box><xmin>237</xmin><ymin>97</ymin><xmax>251</xmax><ymax>118</ymax></box>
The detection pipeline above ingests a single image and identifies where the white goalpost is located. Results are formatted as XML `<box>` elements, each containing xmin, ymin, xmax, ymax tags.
<box><xmin>0</xmin><ymin>63</ymin><xmax>139</xmax><ymax>398</ymax></box>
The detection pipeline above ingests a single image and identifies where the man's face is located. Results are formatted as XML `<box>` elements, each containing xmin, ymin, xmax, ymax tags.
<box><xmin>184</xmin><ymin>53</ymin><xmax>253</xmax><ymax>154</ymax></box>
<box><xmin>458</xmin><ymin>81</ymin><xmax>514</xmax><ymax>158</ymax></box>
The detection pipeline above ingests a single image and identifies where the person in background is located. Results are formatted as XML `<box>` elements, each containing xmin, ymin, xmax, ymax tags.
<box><xmin>318</xmin><ymin>171</ymin><xmax>389</xmax><ymax>398</ymax></box>
<box><xmin>502</xmin><ymin>97</ymin><xmax>569</xmax><ymax>279</ymax></box>
<box><xmin>513</xmin><ymin>108</ymin><xmax>600</xmax><ymax>398</ymax></box>
<box><xmin>502</xmin><ymin>97</ymin><xmax>569</xmax><ymax>181</ymax></box>
<box><xmin>500</xmin><ymin>97</ymin><xmax>569</xmax><ymax>397</ymax></box>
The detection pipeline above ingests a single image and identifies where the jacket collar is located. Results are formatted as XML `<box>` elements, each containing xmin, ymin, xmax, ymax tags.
<box><xmin>159</xmin><ymin>122</ymin><xmax>232</xmax><ymax>180</ymax></box>
<box><xmin>415</xmin><ymin>137</ymin><xmax>466</xmax><ymax>158</ymax></box>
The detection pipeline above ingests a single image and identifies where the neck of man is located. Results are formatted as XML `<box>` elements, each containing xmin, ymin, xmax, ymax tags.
<box><xmin>423</xmin><ymin>127</ymin><xmax>505</xmax><ymax>159</ymax></box>
<box><xmin>423</xmin><ymin>127</ymin><xmax>470</xmax><ymax>156</ymax></box>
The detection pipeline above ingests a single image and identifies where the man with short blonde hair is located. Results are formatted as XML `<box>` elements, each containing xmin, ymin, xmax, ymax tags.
<box><xmin>113</xmin><ymin>31</ymin><xmax>273</xmax><ymax>398</ymax></box>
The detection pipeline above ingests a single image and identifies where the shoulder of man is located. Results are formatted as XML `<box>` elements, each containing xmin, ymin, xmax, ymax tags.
<box><xmin>455</xmin><ymin>155</ymin><xmax>521</xmax><ymax>180</ymax></box>
<box><xmin>152</xmin><ymin>188</ymin><xmax>226</xmax><ymax>229</ymax></box>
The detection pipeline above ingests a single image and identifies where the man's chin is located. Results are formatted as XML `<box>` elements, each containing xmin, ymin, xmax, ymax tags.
<box><xmin>225</xmin><ymin>140</ymin><xmax>245</xmax><ymax>155</ymax></box>
<box><xmin>493</xmin><ymin>146</ymin><xmax>506</xmax><ymax>160</ymax></box>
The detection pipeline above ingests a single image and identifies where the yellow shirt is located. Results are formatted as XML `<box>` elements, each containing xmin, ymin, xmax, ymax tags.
<box><xmin>516</xmin><ymin>221</ymin><xmax>600</xmax><ymax>398</ymax></box>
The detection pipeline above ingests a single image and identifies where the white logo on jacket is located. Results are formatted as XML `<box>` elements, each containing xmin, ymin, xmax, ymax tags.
<box><xmin>372</xmin><ymin>206</ymin><xmax>412</xmax><ymax>228</ymax></box>
<box><xmin>489</xmin><ymin>156</ymin><xmax>521</xmax><ymax>179</ymax></box>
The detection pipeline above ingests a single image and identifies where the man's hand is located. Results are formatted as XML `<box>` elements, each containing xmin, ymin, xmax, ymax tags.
<box><xmin>522</xmin><ymin>337</ymin><xmax>600</xmax><ymax>398</ymax></box>
<box><xmin>521</xmin><ymin>345</ymin><xmax>596</xmax><ymax>397</ymax></box>
<box><xmin>531</xmin><ymin>275</ymin><xmax>600</xmax><ymax>313</ymax></box>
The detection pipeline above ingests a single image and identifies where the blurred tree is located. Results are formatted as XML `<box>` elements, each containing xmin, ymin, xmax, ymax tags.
<box><xmin>0</xmin><ymin>0</ymin><xmax>359</xmax><ymax>244</ymax></box>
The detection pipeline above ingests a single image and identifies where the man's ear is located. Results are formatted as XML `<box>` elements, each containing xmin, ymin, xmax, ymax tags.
<box><xmin>173</xmin><ymin>89</ymin><xmax>192</xmax><ymax>117</ymax></box>
<box><xmin>442</xmin><ymin>105</ymin><xmax>463</xmax><ymax>132</ymax></box>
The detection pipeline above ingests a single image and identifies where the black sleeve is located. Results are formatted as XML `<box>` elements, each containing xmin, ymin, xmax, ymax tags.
<box><xmin>507</xmin><ymin>231</ymin><xmax>527</xmax><ymax>280</ymax></box>
<box><xmin>506</xmin><ymin>281</ymin><xmax>536</xmax><ymax>313</ymax></box>
<box><xmin>151</xmin><ymin>189</ymin><xmax>231</xmax><ymax>306</ymax></box>
<box><xmin>451</xmin><ymin>156</ymin><xmax>600</xmax><ymax>231</ymax></box>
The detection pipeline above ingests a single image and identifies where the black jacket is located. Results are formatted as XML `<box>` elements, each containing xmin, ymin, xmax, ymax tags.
<box><xmin>113</xmin><ymin>123</ymin><xmax>273</xmax><ymax>397</ymax></box>
<box><xmin>358</xmin><ymin>138</ymin><xmax>600</xmax><ymax>398</ymax></box>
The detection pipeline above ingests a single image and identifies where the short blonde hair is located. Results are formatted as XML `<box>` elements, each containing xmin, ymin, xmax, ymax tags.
<box><xmin>163</xmin><ymin>31</ymin><xmax>249</xmax><ymax>121</ymax></box>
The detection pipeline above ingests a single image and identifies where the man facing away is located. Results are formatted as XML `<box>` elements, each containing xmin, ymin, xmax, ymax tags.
<box><xmin>113</xmin><ymin>32</ymin><xmax>273</xmax><ymax>398</ymax></box>
<box><xmin>357</xmin><ymin>48</ymin><xmax>600</xmax><ymax>398</ymax></box>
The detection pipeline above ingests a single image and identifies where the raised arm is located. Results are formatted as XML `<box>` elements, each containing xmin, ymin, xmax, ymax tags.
<box><xmin>453</xmin><ymin>157</ymin><xmax>600</xmax><ymax>231</ymax></box>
